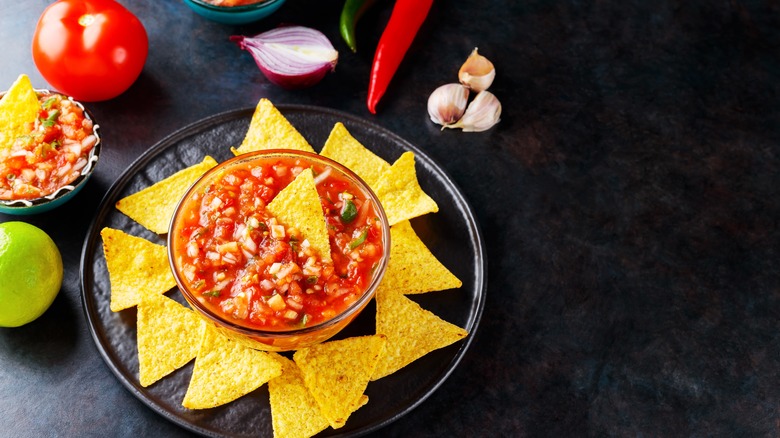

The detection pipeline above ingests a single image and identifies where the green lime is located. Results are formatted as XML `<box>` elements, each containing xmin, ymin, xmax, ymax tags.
<box><xmin>0</xmin><ymin>221</ymin><xmax>63</xmax><ymax>327</ymax></box>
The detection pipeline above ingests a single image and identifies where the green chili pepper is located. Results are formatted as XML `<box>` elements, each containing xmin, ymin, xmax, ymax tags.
<box><xmin>340</xmin><ymin>199</ymin><xmax>357</xmax><ymax>223</ymax></box>
<box><xmin>202</xmin><ymin>290</ymin><xmax>221</xmax><ymax>297</ymax></box>
<box><xmin>349</xmin><ymin>228</ymin><xmax>368</xmax><ymax>249</ymax></box>
<box><xmin>41</xmin><ymin>96</ymin><xmax>57</xmax><ymax>110</ymax></box>
<box><xmin>339</xmin><ymin>0</ymin><xmax>378</xmax><ymax>53</ymax></box>
<box><xmin>42</xmin><ymin>110</ymin><xmax>59</xmax><ymax>127</ymax></box>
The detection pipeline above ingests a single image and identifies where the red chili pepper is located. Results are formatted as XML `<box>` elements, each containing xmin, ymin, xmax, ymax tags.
<box><xmin>366</xmin><ymin>0</ymin><xmax>434</xmax><ymax>114</ymax></box>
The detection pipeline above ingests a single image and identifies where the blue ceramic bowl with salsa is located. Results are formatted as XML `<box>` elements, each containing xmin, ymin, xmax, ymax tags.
<box><xmin>0</xmin><ymin>90</ymin><xmax>101</xmax><ymax>215</ymax></box>
<box><xmin>183</xmin><ymin>0</ymin><xmax>287</xmax><ymax>25</ymax></box>
<box><xmin>168</xmin><ymin>150</ymin><xmax>390</xmax><ymax>351</ymax></box>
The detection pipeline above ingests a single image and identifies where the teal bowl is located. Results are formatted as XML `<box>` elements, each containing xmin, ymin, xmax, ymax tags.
<box><xmin>0</xmin><ymin>90</ymin><xmax>101</xmax><ymax>216</ymax></box>
<box><xmin>183</xmin><ymin>0</ymin><xmax>287</xmax><ymax>25</ymax></box>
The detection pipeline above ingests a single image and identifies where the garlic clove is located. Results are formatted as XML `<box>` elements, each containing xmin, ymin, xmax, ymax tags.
<box><xmin>427</xmin><ymin>83</ymin><xmax>470</xmax><ymax>127</ymax></box>
<box><xmin>458</xmin><ymin>48</ymin><xmax>495</xmax><ymax>92</ymax></box>
<box><xmin>445</xmin><ymin>90</ymin><xmax>501</xmax><ymax>132</ymax></box>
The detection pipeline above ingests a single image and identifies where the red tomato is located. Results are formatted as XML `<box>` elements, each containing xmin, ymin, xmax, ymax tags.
<box><xmin>32</xmin><ymin>0</ymin><xmax>148</xmax><ymax>102</ymax></box>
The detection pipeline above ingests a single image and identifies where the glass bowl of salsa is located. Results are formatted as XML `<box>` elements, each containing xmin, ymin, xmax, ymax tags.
<box><xmin>183</xmin><ymin>0</ymin><xmax>287</xmax><ymax>25</ymax></box>
<box><xmin>168</xmin><ymin>150</ymin><xmax>390</xmax><ymax>351</ymax></box>
<box><xmin>0</xmin><ymin>89</ymin><xmax>101</xmax><ymax>215</ymax></box>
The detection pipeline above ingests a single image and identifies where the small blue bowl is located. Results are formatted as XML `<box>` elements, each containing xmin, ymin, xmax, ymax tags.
<box><xmin>183</xmin><ymin>0</ymin><xmax>287</xmax><ymax>25</ymax></box>
<box><xmin>0</xmin><ymin>90</ymin><xmax>101</xmax><ymax>216</ymax></box>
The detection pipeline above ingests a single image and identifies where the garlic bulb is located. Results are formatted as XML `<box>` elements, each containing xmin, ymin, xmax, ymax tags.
<box><xmin>445</xmin><ymin>91</ymin><xmax>501</xmax><ymax>132</ymax></box>
<box><xmin>427</xmin><ymin>83</ymin><xmax>469</xmax><ymax>126</ymax></box>
<box><xmin>458</xmin><ymin>48</ymin><xmax>495</xmax><ymax>92</ymax></box>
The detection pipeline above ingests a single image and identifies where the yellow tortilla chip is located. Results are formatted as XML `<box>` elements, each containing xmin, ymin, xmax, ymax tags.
<box><xmin>231</xmin><ymin>98</ymin><xmax>315</xmax><ymax>155</ymax></box>
<box><xmin>371</xmin><ymin>288</ymin><xmax>468</xmax><ymax>380</ymax></box>
<box><xmin>293</xmin><ymin>335</ymin><xmax>386</xmax><ymax>429</ymax></box>
<box><xmin>115</xmin><ymin>156</ymin><xmax>217</xmax><ymax>234</ymax></box>
<box><xmin>267</xmin><ymin>168</ymin><xmax>332</xmax><ymax>263</ymax></box>
<box><xmin>373</xmin><ymin>152</ymin><xmax>438</xmax><ymax>226</ymax></box>
<box><xmin>320</xmin><ymin>122</ymin><xmax>390</xmax><ymax>189</ymax></box>
<box><xmin>100</xmin><ymin>227</ymin><xmax>176</xmax><ymax>312</ymax></box>
<box><xmin>137</xmin><ymin>294</ymin><xmax>204</xmax><ymax>387</ymax></box>
<box><xmin>382</xmin><ymin>221</ymin><xmax>462</xmax><ymax>294</ymax></box>
<box><xmin>0</xmin><ymin>74</ymin><xmax>41</xmax><ymax>150</ymax></box>
<box><xmin>182</xmin><ymin>324</ymin><xmax>282</xmax><ymax>409</ymax></box>
<box><xmin>268</xmin><ymin>354</ymin><xmax>368</xmax><ymax>438</ymax></box>
<box><xmin>269</xmin><ymin>354</ymin><xmax>330</xmax><ymax>438</ymax></box>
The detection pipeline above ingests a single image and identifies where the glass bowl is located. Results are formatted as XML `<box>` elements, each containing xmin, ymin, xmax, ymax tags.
<box><xmin>183</xmin><ymin>0</ymin><xmax>287</xmax><ymax>25</ymax></box>
<box><xmin>0</xmin><ymin>89</ymin><xmax>101</xmax><ymax>215</ymax></box>
<box><xmin>168</xmin><ymin>150</ymin><xmax>390</xmax><ymax>351</ymax></box>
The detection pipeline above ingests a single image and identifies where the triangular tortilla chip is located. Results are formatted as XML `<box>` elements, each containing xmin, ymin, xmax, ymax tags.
<box><xmin>231</xmin><ymin>98</ymin><xmax>314</xmax><ymax>155</ymax></box>
<box><xmin>182</xmin><ymin>324</ymin><xmax>282</xmax><ymax>409</ymax></box>
<box><xmin>0</xmin><ymin>74</ymin><xmax>40</xmax><ymax>150</ymax></box>
<box><xmin>293</xmin><ymin>335</ymin><xmax>386</xmax><ymax>429</ymax></box>
<box><xmin>320</xmin><ymin>122</ymin><xmax>390</xmax><ymax>189</ymax></box>
<box><xmin>268</xmin><ymin>354</ymin><xmax>368</xmax><ymax>438</ymax></box>
<box><xmin>267</xmin><ymin>168</ymin><xmax>332</xmax><ymax>263</ymax></box>
<box><xmin>100</xmin><ymin>227</ymin><xmax>176</xmax><ymax>312</ymax></box>
<box><xmin>115</xmin><ymin>156</ymin><xmax>217</xmax><ymax>234</ymax></box>
<box><xmin>269</xmin><ymin>354</ymin><xmax>330</xmax><ymax>438</ymax></box>
<box><xmin>382</xmin><ymin>221</ymin><xmax>461</xmax><ymax>294</ymax></box>
<box><xmin>373</xmin><ymin>152</ymin><xmax>438</xmax><ymax>226</ymax></box>
<box><xmin>371</xmin><ymin>288</ymin><xmax>468</xmax><ymax>380</ymax></box>
<box><xmin>137</xmin><ymin>293</ymin><xmax>204</xmax><ymax>387</ymax></box>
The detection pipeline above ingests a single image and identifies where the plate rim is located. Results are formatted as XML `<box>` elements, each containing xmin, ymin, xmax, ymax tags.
<box><xmin>79</xmin><ymin>104</ymin><xmax>487</xmax><ymax>437</ymax></box>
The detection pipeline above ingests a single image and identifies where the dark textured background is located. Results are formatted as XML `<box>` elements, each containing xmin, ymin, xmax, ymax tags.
<box><xmin>1</xmin><ymin>0</ymin><xmax>779</xmax><ymax>436</ymax></box>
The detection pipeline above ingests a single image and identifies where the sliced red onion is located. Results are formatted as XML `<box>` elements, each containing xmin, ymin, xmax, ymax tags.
<box><xmin>231</xmin><ymin>26</ymin><xmax>338</xmax><ymax>90</ymax></box>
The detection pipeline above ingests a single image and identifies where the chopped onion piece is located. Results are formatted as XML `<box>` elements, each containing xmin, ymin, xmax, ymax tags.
<box><xmin>231</xmin><ymin>26</ymin><xmax>339</xmax><ymax>90</ymax></box>
<box><xmin>313</xmin><ymin>166</ymin><xmax>332</xmax><ymax>185</ymax></box>
<box><xmin>267</xmin><ymin>294</ymin><xmax>286</xmax><ymax>311</ymax></box>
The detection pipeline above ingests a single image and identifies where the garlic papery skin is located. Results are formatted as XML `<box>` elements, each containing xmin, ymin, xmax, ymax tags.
<box><xmin>446</xmin><ymin>90</ymin><xmax>501</xmax><ymax>132</ymax></box>
<box><xmin>427</xmin><ymin>83</ymin><xmax>469</xmax><ymax>126</ymax></box>
<box><xmin>458</xmin><ymin>48</ymin><xmax>495</xmax><ymax>92</ymax></box>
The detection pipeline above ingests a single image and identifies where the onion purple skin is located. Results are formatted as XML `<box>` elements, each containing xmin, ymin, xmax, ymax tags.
<box><xmin>231</xmin><ymin>28</ymin><xmax>338</xmax><ymax>90</ymax></box>
<box><xmin>256</xmin><ymin>55</ymin><xmax>334</xmax><ymax>90</ymax></box>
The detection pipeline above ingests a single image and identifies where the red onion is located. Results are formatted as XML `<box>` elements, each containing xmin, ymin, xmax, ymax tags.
<box><xmin>231</xmin><ymin>26</ymin><xmax>338</xmax><ymax>90</ymax></box>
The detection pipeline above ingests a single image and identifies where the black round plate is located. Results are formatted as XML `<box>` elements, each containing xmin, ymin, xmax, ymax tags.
<box><xmin>80</xmin><ymin>105</ymin><xmax>486</xmax><ymax>437</ymax></box>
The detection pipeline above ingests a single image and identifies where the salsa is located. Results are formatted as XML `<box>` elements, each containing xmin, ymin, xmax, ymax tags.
<box><xmin>172</xmin><ymin>156</ymin><xmax>385</xmax><ymax>331</ymax></box>
<box><xmin>0</xmin><ymin>92</ymin><xmax>96</xmax><ymax>200</ymax></box>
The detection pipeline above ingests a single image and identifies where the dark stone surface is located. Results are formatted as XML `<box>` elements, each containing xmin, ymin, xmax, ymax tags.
<box><xmin>1</xmin><ymin>0</ymin><xmax>779</xmax><ymax>436</ymax></box>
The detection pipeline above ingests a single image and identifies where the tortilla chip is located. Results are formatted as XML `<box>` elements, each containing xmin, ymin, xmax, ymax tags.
<box><xmin>320</xmin><ymin>122</ymin><xmax>390</xmax><ymax>189</ymax></box>
<box><xmin>137</xmin><ymin>294</ymin><xmax>204</xmax><ymax>387</ymax></box>
<box><xmin>382</xmin><ymin>221</ymin><xmax>462</xmax><ymax>294</ymax></box>
<box><xmin>182</xmin><ymin>324</ymin><xmax>282</xmax><ymax>409</ymax></box>
<box><xmin>0</xmin><ymin>74</ymin><xmax>41</xmax><ymax>150</ymax></box>
<box><xmin>371</xmin><ymin>288</ymin><xmax>468</xmax><ymax>380</ymax></box>
<box><xmin>115</xmin><ymin>156</ymin><xmax>218</xmax><ymax>234</ymax></box>
<box><xmin>293</xmin><ymin>335</ymin><xmax>386</xmax><ymax>429</ymax></box>
<box><xmin>373</xmin><ymin>152</ymin><xmax>438</xmax><ymax>226</ymax></box>
<box><xmin>269</xmin><ymin>354</ymin><xmax>330</xmax><ymax>438</ymax></box>
<box><xmin>267</xmin><ymin>168</ymin><xmax>332</xmax><ymax>263</ymax></box>
<box><xmin>100</xmin><ymin>227</ymin><xmax>176</xmax><ymax>312</ymax></box>
<box><xmin>268</xmin><ymin>354</ymin><xmax>369</xmax><ymax>438</ymax></box>
<box><xmin>231</xmin><ymin>98</ymin><xmax>315</xmax><ymax>155</ymax></box>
